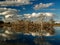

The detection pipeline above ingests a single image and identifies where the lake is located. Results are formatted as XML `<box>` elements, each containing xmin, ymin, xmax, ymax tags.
<box><xmin>0</xmin><ymin>27</ymin><xmax>60</xmax><ymax>45</ymax></box>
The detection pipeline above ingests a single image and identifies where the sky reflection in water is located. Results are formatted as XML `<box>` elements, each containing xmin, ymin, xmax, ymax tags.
<box><xmin>0</xmin><ymin>27</ymin><xmax>60</xmax><ymax>45</ymax></box>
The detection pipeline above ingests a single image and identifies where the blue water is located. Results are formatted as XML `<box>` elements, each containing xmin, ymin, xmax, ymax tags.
<box><xmin>46</xmin><ymin>27</ymin><xmax>60</xmax><ymax>45</ymax></box>
<box><xmin>0</xmin><ymin>27</ymin><xmax>60</xmax><ymax>45</ymax></box>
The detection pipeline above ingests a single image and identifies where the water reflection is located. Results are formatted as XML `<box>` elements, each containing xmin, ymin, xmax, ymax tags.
<box><xmin>34</xmin><ymin>36</ymin><xmax>52</xmax><ymax>45</ymax></box>
<box><xmin>0</xmin><ymin>26</ymin><xmax>17</xmax><ymax>41</ymax></box>
<box><xmin>0</xmin><ymin>26</ymin><xmax>60</xmax><ymax>45</ymax></box>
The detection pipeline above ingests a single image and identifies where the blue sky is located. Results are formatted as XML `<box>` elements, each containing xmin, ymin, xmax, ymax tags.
<box><xmin>0</xmin><ymin>0</ymin><xmax>60</xmax><ymax>22</ymax></box>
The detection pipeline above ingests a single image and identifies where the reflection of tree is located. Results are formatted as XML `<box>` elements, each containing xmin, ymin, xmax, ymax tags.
<box><xmin>34</xmin><ymin>37</ymin><xmax>52</xmax><ymax>45</ymax></box>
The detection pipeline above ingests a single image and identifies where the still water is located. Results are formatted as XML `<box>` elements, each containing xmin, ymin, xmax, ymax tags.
<box><xmin>0</xmin><ymin>27</ymin><xmax>60</xmax><ymax>45</ymax></box>
<box><xmin>46</xmin><ymin>27</ymin><xmax>60</xmax><ymax>45</ymax></box>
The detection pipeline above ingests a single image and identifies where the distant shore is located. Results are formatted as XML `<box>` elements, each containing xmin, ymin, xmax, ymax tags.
<box><xmin>54</xmin><ymin>23</ymin><xmax>60</xmax><ymax>27</ymax></box>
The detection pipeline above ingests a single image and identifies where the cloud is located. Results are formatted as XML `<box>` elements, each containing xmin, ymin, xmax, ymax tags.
<box><xmin>45</xmin><ymin>13</ymin><xmax>53</xmax><ymax>17</ymax></box>
<box><xmin>0</xmin><ymin>0</ymin><xmax>31</xmax><ymax>6</ymax></box>
<box><xmin>34</xmin><ymin>3</ymin><xmax>53</xmax><ymax>10</ymax></box>
<box><xmin>5</xmin><ymin>14</ymin><xmax>24</xmax><ymax>22</ymax></box>
<box><xmin>0</xmin><ymin>8</ymin><xmax>21</xmax><ymax>22</ymax></box>
<box><xmin>24</xmin><ymin>12</ymin><xmax>54</xmax><ymax>18</ymax></box>
<box><xmin>23</xmin><ymin>12</ymin><xmax>54</xmax><ymax>22</ymax></box>
<box><xmin>24</xmin><ymin>13</ymin><xmax>40</xmax><ymax>18</ymax></box>
<box><xmin>0</xmin><ymin>8</ymin><xmax>24</xmax><ymax>22</ymax></box>
<box><xmin>1</xmin><ymin>9</ymin><xmax>54</xmax><ymax>22</ymax></box>
<box><xmin>5</xmin><ymin>14</ymin><xmax>13</xmax><ymax>18</ymax></box>
<box><xmin>2</xmin><ymin>10</ymin><xmax>17</xmax><ymax>15</ymax></box>
<box><xmin>0</xmin><ymin>8</ymin><xmax>19</xmax><ymax>15</ymax></box>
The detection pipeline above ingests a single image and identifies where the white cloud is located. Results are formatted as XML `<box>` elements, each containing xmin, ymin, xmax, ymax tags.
<box><xmin>5</xmin><ymin>14</ymin><xmax>14</xmax><ymax>18</ymax></box>
<box><xmin>24</xmin><ymin>12</ymin><xmax>54</xmax><ymax>18</ymax></box>
<box><xmin>2</xmin><ymin>10</ymin><xmax>17</xmax><ymax>15</ymax></box>
<box><xmin>0</xmin><ymin>0</ymin><xmax>31</xmax><ymax>6</ymax></box>
<box><xmin>23</xmin><ymin>12</ymin><xmax>54</xmax><ymax>22</ymax></box>
<box><xmin>45</xmin><ymin>13</ymin><xmax>53</xmax><ymax>17</ymax></box>
<box><xmin>0</xmin><ymin>8</ymin><xmax>21</xmax><ymax>22</ymax></box>
<box><xmin>0</xmin><ymin>8</ymin><xmax>25</xmax><ymax>22</ymax></box>
<box><xmin>5</xmin><ymin>14</ymin><xmax>24</xmax><ymax>22</ymax></box>
<box><xmin>0</xmin><ymin>8</ymin><xmax>19</xmax><ymax>15</ymax></box>
<box><xmin>34</xmin><ymin>3</ymin><xmax>53</xmax><ymax>10</ymax></box>
<box><xmin>24</xmin><ymin>13</ymin><xmax>39</xmax><ymax>18</ymax></box>
<box><xmin>24</xmin><ymin>14</ymin><xmax>31</xmax><ymax>18</ymax></box>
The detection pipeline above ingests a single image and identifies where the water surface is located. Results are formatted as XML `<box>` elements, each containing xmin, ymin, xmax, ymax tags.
<box><xmin>0</xmin><ymin>27</ymin><xmax>60</xmax><ymax>45</ymax></box>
